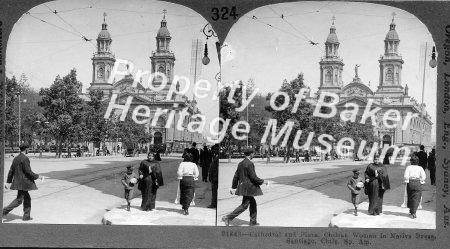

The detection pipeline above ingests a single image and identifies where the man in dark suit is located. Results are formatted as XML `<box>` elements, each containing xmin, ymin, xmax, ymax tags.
<box><xmin>417</xmin><ymin>145</ymin><xmax>428</xmax><ymax>171</ymax></box>
<box><xmin>3</xmin><ymin>144</ymin><xmax>42</xmax><ymax>221</ymax></box>
<box><xmin>188</xmin><ymin>142</ymin><xmax>200</xmax><ymax>165</ymax></box>
<box><xmin>207</xmin><ymin>144</ymin><xmax>219</xmax><ymax>208</ymax></box>
<box><xmin>222</xmin><ymin>148</ymin><xmax>267</xmax><ymax>226</ymax></box>
<box><xmin>428</xmin><ymin>148</ymin><xmax>436</xmax><ymax>186</ymax></box>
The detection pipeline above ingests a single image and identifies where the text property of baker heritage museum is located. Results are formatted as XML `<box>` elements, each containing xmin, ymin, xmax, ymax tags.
<box><xmin>103</xmin><ymin>59</ymin><xmax>417</xmax><ymax>164</ymax></box>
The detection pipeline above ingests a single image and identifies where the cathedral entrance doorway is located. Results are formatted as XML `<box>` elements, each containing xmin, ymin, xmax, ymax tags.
<box><xmin>154</xmin><ymin>132</ymin><xmax>163</xmax><ymax>145</ymax></box>
<box><xmin>382</xmin><ymin>135</ymin><xmax>392</xmax><ymax>146</ymax></box>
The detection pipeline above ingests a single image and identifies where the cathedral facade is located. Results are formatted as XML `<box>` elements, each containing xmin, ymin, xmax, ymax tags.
<box><xmin>86</xmin><ymin>13</ymin><xmax>204</xmax><ymax>152</ymax></box>
<box><xmin>316</xmin><ymin>17</ymin><xmax>433</xmax><ymax>150</ymax></box>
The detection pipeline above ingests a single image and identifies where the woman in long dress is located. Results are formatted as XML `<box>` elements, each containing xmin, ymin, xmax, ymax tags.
<box><xmin>138</xmin><ymin>153</ymin><xmax>163</xmax><ymax>211</ymax></box>
<box><xmin>404</xmin><ymin>154</ymin><xmax>426</xmax><ymax>218</ymax></box>
<box><xmin>365</xmin><ymin>154</ymin><xmax>390</xmax><ymax>215</ymax></box>
<box><xmin>177</xmin><ymin>153</ymin><xmax>199</xmax><ymax>215</ymax></box>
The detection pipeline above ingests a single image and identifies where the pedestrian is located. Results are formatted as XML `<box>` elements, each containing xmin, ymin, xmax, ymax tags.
<box><xmin>428</xmin><ymin>148</ymin><xmax>436</xmax><ymax>186</ymax></box>
<box><xmin>3</xmin><ymin>144</ymin><xmax>43</xmax><ymax>221</ymax></box>
<box><xmin>305</xmin><ymin>150</ymin><xmax>310</xmax><ymax>162</ymax></box>
<box><xmin>176</xmin><ymin>153</ymin><xmax>199</xmax><ymax>215</ymax></box>
<box><xmin>222</xmin><ymin>148</ymin><xmax>268</xmax><ymax>226</ymax></box>
<box><xmin>121</xmin><ymin>165</ymin><xmax>137</xmax><ymax>211</ymax></box>
<box><xmin>138</xmin><ymin>153</ymin><xmax>163</xmax><ymax>211</ymax></box>
<box><xmin>403</xmin><ymin>154</ymin><xmax>426</xmax><ymax>219</ymax></box>
<box><xmin>188</xmin><ymin>142</ymin><xmax>200</xmax><ymax>165</ymax></box>
<box><xmin>207</xmin><ymin>144</ymin><xmax>219</xmax><ymax>209</ymax></box>
<box><xmin>417</xmin><ymin>145</ymin><xmax>428</xmax><ymax>171</ymax></box>
<box><xmin>347</xmin><ymin>169</ymin><xmax>364</xmax><ymax>216</ymax></box>
<box><xmin>364</xmin><ymin>154</ymin><xmax>390</xmax><ymax>215</ymax></box>
<box><xmin>182</xmin><ymin>148</ymin><xmax>189</xmax><ymax>160</ymax></box>
<box><xmin>155</xmin><ymin>150</ymin><xmax>162</xmax><ymax>161</ymax></box>
<box><xmin>200</xmin><ymin>145</ymin><xmax>212</xmax><ymax>182</ymax></box>
<box><xmin>383</xmin><ymin>154</ymin><xmax>390</xmax><ymax>165</ymax></box>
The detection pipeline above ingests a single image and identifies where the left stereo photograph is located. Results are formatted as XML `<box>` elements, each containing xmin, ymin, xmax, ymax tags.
<box><xmin>2</xmin><ymin>0</ymin><xmax>220</xmax><ymax>225</ymax></box>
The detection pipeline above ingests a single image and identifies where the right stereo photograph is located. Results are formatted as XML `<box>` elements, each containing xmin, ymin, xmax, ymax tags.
<box><xmin>217</xmin><ymin>1</ymin><xmax>437</xmax><ymax>229</ymax></box>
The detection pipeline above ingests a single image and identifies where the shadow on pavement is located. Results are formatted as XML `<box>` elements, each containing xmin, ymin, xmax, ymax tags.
<box><xmin>2</xmin><ymin>213</ymin><xmax>23</xmax><ymax>222</ymax></box>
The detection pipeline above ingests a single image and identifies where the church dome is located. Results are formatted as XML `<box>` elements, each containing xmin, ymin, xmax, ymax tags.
<box><xmin>326</xmin><ymin>25</ymin><xmax>339</xmax><ymax>44</ymax></box>
<box><xmin>385</xmin><ymin>20</ymin><xmax>399</xmax><ymax>40</ymax></box>
<box><xmin>157</xmin><ymin>18</ymin><xmax>170</xmax><ymax>37</ymax></box>
<box><xmin>157</xmin><ymin>26</ymin><xmax>170</xmax><ymax>37</ymax></box>
<box><xmin>98</xmin><ymin>22</ymin><xmax>111</xmax><ymax>40</ymax></box>
<box><xmin>385</xmin><ymin>30</ymin><xmax>399</xmax><ymax>40</ymax></box>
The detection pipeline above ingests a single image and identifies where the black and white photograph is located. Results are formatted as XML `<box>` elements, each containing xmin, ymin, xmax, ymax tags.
<box><xmin>2</xmin><ymin>0</ymin><xmax>450</xmax><ymax>248</ymax></box>
<box><xmin>2</xmin><ymin>0</ymin><xmax>220</xmax><ymax>225</ymax></box>
<box><xmin>217</xmin><ymin>1</ymin><xmax>437</xmax><ymax>229</ymax></box>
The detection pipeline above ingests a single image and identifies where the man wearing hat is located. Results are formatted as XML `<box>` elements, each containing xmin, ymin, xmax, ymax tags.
<box><xmin>222</xmin><ymin>147</ymin><xmax>268</xmax><ymax>226</ymax></box>
<box><xmin>3</xmin><ymin>144</ymin><xmax>42</xmax><ymax>221</ymax></box>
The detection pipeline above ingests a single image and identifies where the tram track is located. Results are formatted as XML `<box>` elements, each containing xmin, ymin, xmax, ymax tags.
<box><xmin>218</xmin><ymin>163</ymin><xmax>402</xmax><ymax>215</ymax></box>
<box><xmin>3</xmin><ymin>158</ymin><xmax>181</xmax><ymax>200</ymax></box>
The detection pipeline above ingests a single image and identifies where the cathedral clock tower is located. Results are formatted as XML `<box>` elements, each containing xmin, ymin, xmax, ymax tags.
<box><xmin>88</xmin><ymin>13</ymin><xmax>115</xmax><ymax>96</ymax></box>
<box><xmin>150</xmin><ymin>10</ymin><xmax>176</xmax><ymax>98</ymax></box>
<box><xmin>375</xmin><ymin>13</ymin><xmax>404</xmax><ymax>96</ymax></box>
<box><xmin>318</xmin><ymin>17</ymin><xmax>344</xmax><ymax>94</ymax></box>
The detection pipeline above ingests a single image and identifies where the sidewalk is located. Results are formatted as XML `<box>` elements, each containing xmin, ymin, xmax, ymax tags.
<box><xmin>329</xmin><ymin>183</ymin><xmax>436</xmax><ymax>229</ymax></box>
<box><xmin>102</xmin><ymin>176</ymin><xmax>216</xmax><ymax>226</ymax></box>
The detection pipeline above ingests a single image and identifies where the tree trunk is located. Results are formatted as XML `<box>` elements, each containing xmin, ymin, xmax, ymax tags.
<box><xmin>285</xmin><ymin>146</ymin><xmax>291</xmax><ymax>163</ymax></box>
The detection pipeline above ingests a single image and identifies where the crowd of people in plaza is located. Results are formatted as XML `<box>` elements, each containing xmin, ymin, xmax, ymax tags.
<box><xmin>347</xmin><ymin>145</ymin><xmax>436</xmax><ymax>219</ymax></box>
<box><xmin>120</xmin><ymin>142</ymin><xmax>219</xmax><ymax>216</ymax></box>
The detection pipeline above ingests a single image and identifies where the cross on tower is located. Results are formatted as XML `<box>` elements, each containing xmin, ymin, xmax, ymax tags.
<box><xmin>103</xmin><ymin>12</ymin><xmax>107</xmax><ymax>22</ymax></box>
<box><xmin>332</xmin><ymin>16</ymin><xmax>336</xmax><ymax>25</ymax></box>
<box><xmin>391</xmin><ymin>12</ymin><xmax>396</xmax><ymax>22</ymax></box>
<box><xmin>163</xmin><ymin>9</ymin><xmax>167</xmax><ymax>18</ymax></box>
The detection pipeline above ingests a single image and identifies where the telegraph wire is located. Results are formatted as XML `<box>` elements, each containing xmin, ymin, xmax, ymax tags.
<box><xmin>43</xmin><ymin>3</ymin><xmax>95</xmax><ymax>46</ymax></box>
<box><xmin>24</xmin><ymin>12</ymin><xmax>96</xmax><ymax>49</ymax></box>
<box><xmin>266</xmin><ymin>5</ymin><xmax>321</xmax><ymax>49</ymax></box>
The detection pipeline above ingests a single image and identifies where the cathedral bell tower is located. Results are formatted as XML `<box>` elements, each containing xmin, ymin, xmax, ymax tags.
<box><xmin>88</xmin><ymin>13</ymin><xmax>115</xmax><ymax>96</ymax></box>
<box><xmin>318</xmin><ymin>17</ymin><xmax>344</xmax><ymax>94</ymax></box>
<box><xmin>150</xmin><ymin>10</ymin><xmax>176</xmax><ymax>98</ymax></box>
<box><xmin>375</xmin><ymin>13</ymin><xmax>404</xmax><ymax>96</ymax></box>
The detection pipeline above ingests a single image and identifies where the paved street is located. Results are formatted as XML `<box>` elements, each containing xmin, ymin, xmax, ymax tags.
<box><xmin>217</xmin><ymin>157</ymin><xmax>436</xmax><ymax>228</ymax></box>
<box><xmin>2</xmin><ymin>153</ymin><xmax>214</xmax><ymax>225</ymax></box>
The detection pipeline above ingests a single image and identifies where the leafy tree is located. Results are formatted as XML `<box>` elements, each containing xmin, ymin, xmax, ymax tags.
<box><xmin>113</xmin><ymin>111</ymin><xmax>148</xmax><ymax>155</ymax></box>
<box><xmin>3</xmin><ymin>76</ymin><xmax>20</xmax><ymax>147</ymax></box>
<box><xmin>38</xmin><ymin>69</ymin><xmax>85</xmax><ymax>158</ymax></box>
<box><xmin>265</xmin><ymin>74</ymin><xmax>314</xmax><ymax>162</ymax></box>
<box><xmin>84</xmin><ymin>90</ymin><xmax>109</xmax><ymax>151</ymax></box>
<box><xmin>219</xmin><ymin>81</ymin><xmax>243</xmax><ymax>160</ymax></box>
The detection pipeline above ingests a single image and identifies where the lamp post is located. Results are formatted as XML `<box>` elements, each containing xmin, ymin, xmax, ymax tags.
<box><xmin>246</xmin><ymin>104</ymin><xmax>255</xmax><ymax>147</ymax></box>
<box><xmin>16</xmin><ymin>91</ymin><xmax>27</xmax><ymax>146</ymax></box>
<box><xmin>105</xmin><ymin>118</ymin><xmax>118</xmax><ymax>155</ymax></box>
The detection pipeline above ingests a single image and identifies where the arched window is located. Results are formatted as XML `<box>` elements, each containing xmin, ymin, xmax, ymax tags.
<box><xmin>385</xmin><ymin>68</ymin><xmax>393</xmax><ymax>81</ymax></box>
<box><xmin>326</xmin><ymin>70</ymin><xmax>332</xmax><ymax>82</ymax></box>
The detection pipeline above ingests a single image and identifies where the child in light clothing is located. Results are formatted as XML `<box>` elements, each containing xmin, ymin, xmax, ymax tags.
<box><xmin>122</xmin><ymin>165</ymin><xmax>137</xmax><ymax>211</ymax></box>
<box><xmin>347</xmin><ymin>169</ymin><xmax>364</xmax><ymax>216</ymax></box>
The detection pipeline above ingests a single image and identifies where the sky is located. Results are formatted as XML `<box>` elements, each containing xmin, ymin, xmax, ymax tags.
<box><xmin>6</xmin><ymin>0</ymin><xmax>220</xmax><ymax>137</ymax></box>
<box><xmin>6</xmin><ymin>0</ymin><xmax>437</xmax><ymax>138</ymax></box>
<box><xmin>221</xmin><ymin>1</ymin><xmax>437</xmax><ymax>138</ymax></box>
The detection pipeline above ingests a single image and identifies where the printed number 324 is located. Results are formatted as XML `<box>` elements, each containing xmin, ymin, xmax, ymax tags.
<box><xmin>211</xmin><ymin>6</ymin><xmax>238</xmax><ymax>21</ymax></box>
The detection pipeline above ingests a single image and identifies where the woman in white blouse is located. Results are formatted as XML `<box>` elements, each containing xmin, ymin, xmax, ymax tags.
<box><xmin>404</xmin><ymin>154</ymin><xmax>426</xmax><ymax>218</ymax></box>
<box><xmin>177</xmin><ymin>153</ymin><xmax>199</xmax><ymax>215</ymax></box>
